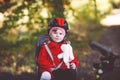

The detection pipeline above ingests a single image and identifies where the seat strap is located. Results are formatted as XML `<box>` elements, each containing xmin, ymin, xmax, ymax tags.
<box><xmin>44</xmin><ymin>42</ymin><xmax>54</xmax><ymax>62</ymax></box>
<box><xmin>44</xmin><ymin>42</ymin><xmax>63</xmax><ymax>70</ymax></box>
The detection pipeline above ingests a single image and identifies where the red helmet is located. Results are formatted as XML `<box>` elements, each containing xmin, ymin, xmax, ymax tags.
<box><xmin>48</xmin><ymin>17</ymin><xmax>69</xmax><ymax>34</ymax></box>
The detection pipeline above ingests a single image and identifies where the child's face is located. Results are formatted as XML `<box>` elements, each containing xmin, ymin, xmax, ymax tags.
<box><xmin>50</xmin><ymin>29</ymin><xmax>65</xmax><ymax>43</ymax></box>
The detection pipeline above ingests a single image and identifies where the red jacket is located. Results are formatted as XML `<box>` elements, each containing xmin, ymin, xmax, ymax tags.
<box><xmin>37</xmin><ymin>41</ymin><xmax>79</xmax><ymax>73</ymax></box>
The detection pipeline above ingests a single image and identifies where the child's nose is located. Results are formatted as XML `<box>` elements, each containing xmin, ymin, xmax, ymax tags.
<box><xmin>56</xmin><ymin>34</ymin><xmax>59</xmax><ymax>37</ymax></box>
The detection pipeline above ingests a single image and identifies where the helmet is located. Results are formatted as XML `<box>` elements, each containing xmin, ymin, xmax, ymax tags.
<box><xmin>48</xmin><ymin>17</ymin><xmax>69</xmax><ymax>34</ymax></box>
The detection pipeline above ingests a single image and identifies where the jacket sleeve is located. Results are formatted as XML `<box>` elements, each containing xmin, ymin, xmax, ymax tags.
<box><xmin>70</xmin><ymin>52</ymin><xmax>79</xmax><ymax>68</ymax></box>
<box><xmin>37</xmin><ymin>45</ymin><xmax>53</xmax><ymax>72</ymax></box>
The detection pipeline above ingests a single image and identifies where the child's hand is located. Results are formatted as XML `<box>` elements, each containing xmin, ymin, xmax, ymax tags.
<box><xmin>70</xmin><ymin>63</ymin><xmax>76</xmax><ymax>69</ymax></box>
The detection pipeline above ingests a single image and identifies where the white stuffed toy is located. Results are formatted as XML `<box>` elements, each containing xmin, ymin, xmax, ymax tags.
<box><xmin>57</xmin><ymin>43</ymin><xmax>74</xmax><ymax>68</ymax></box>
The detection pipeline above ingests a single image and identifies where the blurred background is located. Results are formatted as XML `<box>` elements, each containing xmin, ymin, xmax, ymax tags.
<box><xmin>0</xmin><ymin>0</ymin><xmax>120</xmax><ymax>80</ymax></box>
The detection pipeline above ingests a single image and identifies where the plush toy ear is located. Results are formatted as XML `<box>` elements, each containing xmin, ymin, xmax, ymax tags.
<box><xmin>67</xmin><ymin>44</ymin><xmax>74</xmax><ymax>60</ymax></box>
<box><xmin>58</xmin><ymin>44</ymin><xmax>68</xmax><ymax>59</ymax></box>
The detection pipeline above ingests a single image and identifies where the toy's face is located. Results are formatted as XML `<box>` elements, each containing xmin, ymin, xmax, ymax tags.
<box><xmin>50</xmin><ymin>29</ymin><xmax>65</xmax><ymax>43</ymax></box>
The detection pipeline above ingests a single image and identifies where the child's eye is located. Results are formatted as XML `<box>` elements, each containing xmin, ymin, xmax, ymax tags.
<box><xmin>59</xmin><ymin>33</ymin><xmax>63</xmax><ymax>35</ymax></box>
<box><xmin>53</xmin><ymin>32</ymin><xmax>57</xmax><ymax>34</ymax></box>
